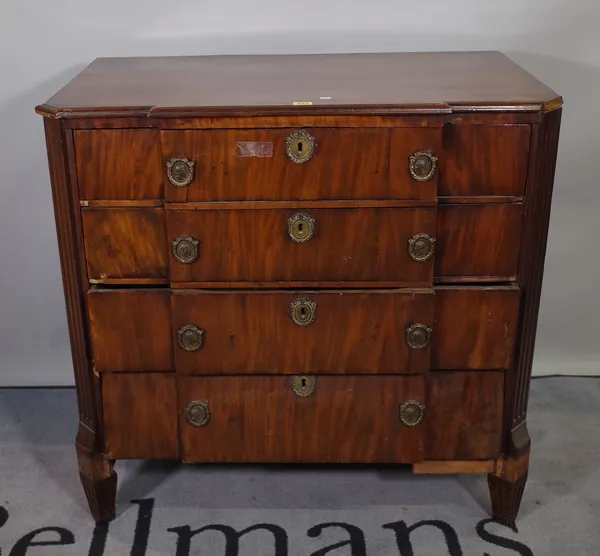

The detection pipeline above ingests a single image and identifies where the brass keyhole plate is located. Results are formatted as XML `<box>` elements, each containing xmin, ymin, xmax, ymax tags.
<box><xmin>288</xmin><ymin>212</ymin><xmax>315</xmax><ymax>243</ymax></box>
<box><xmin>289</xmin><ymin>297</ymin><xmax>317</xmax><ymax>327</ymax></box>
<box><xmin>292</xmin><ymin>375</ymin><xmax>316</xmax><ymax>397</ymax></box>
<box><xmin>286</xmin><ymin>130</ymin><xmax>315</xmax><ymax>164</ymax></box>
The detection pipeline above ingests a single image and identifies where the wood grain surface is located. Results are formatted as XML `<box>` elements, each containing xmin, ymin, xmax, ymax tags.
<box><xmin>167</xmin><ymin>207</ymin><xmax>436</xmax><ymax>284</ymax></box>
<box><xmin>506</xmin><ymin>107</ymin><xmax>563</xmax><ymax>455</ymax></box>
<box><xmin>39</xmin><ymin>52</ymin><xmax>560</xmax><ymax>116</ymax></box>
<box><xmin>74</xmin><ymin>130</ymin><xmax>162</xmax><ymax>199</ymax></box>
<box><xmin>432</xmin><ymin>285</ymin><xmax>520</xmax><ymax>370</ymax></box>
<box><xmin>426</xmin><ymin>371</ymin><xmax>504</xmax><ymax>460</ymax></box>
<box><xmin>163</xmin><ymin>129</ymin><xmax>380</xmax><ymax>202</ymax></box>
<box><xmin>88</xmin><ymin>289</ymin><xmax>173</xmax><ymax>372</ymax></box>
<box><xmin>44</xmin><ymin>119</ymin><xmax>101</xmax><ymax>448</ymax></box>
<box><xmin>435</xmin><ymin>203</ymin><xmax>523</xmax><ymax>279</ymax></box>
<box><xmin>413</xmin><ymin>460</ymin><xmax>495</xmax><ymax>474</ymax></box>
<box><xmin>440</xmin><ymin>125</ymin><xmax>531</xmax><ymax>196</ymax></box>
<box><xmin>171</xmin><ymin>289</ymin><xmax>434</xmax><ymax>375</ymax></box>
<box><xmin>102</xmin><ymin>373</ymin><xmax>179</xmax><ymax>459</ymax></box>
<box><xmin>82</xmin><ymin>208</ymin><xmax>168</xmax><ymax>280</ymax></box>
<box><xmin>179</xmin><ymin>375</ymin><xmax>425</xmax><ymax>463</ymax></box>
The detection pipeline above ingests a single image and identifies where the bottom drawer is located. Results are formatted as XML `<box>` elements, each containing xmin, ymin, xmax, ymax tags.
<box><xmin>179</xmin><ymin>375</ymin><xmax>425</xmax><ymax>463</ymax></box>
<box><xmin>101</xmin><ymin>372</ymin><xmax>504</xmax><ymax>463</ymax></box>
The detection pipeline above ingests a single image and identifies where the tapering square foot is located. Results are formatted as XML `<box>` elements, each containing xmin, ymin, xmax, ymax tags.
<box><xmin>77</xmin><ymin>450</ymin><xmax>117</xmax><ymax>524</ymax></box>
<box><xmin>488</xmin><ymin>472</ymin><xmax>527</xmax><ymax>526</ymax></box>
<box><xmin>80</xmin><ymin>470</ymin><xmax>118</xmax><ymax>524</ymax></box>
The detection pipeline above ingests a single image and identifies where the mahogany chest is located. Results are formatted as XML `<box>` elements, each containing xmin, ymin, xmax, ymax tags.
<box><xmin>37</xmin><ymin>52</ymin><xmax>562</xmax><ymax>525</ymax></box>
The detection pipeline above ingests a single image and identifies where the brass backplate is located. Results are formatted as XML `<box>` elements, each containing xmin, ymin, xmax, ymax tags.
<box><xmin>177</xmin><ymin>324</ymin><xmax>204</xmax><ymax>352</ymax></box>
<box><xmin>399</xmin><ymin>400</ymin><xmax>425</xmax><ymax>427</ymax></box>
<box><xmin>408</xmin><ymin>233</ymin><xmax>436</xmax><ymax>262</ymax></box>
<box><xmin>184</xmin><ymin>400</ymin><xmax>210</xmax><ymax>427</ymax></box>
<box><xmin>286</xmin><ymin>129</ymin><xmax>315</xmax><ymax>164</ymax></box>
<box><xmin>166</xmin><ymin>157</ymin><xmax>195</xmax><ymax>187</ymax></box>
<box><xmin>292</xmin><ymin>375</ymin><xmax>316</xmax><ymax>397</ymax></box>
<box><xmin>408</xmin><ymin>151</ymin><xmax>438</xmax><ymax>182</ymax></box>
<box><xmin>172</xmin><ymin>235</ymin><xmax>199</xmax><ymax>264</ymax></box>
<box><xmin>405</xmin><ymin>323</ymin><xmax>432</xmax><ymax>350</ymax></box>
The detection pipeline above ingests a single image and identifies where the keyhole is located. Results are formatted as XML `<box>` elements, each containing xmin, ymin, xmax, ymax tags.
<box><xmin>301</xmin><ymin>378</ymin><xmax>307</xmax><ymax>387</ymax></box>
<box><xmin>300</xmin><ymin>307</ymin><xmax>306</xmax><ymax>317</ymax></box>
<box><xmin>298</xmin><ymin>141</ymin><xmax>304</xmax><ymax>153</ymax></box>
<box><xmin>298</xmin><ymin>222</ymin><xmax>304</xmax><ymax>232</ymax></box>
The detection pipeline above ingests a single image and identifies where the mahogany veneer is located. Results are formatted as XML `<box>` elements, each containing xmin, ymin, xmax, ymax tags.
<box><xmin>37</xmin><ymin>51</ymin><xmax>562</xmax><ymax>525</ymax></box>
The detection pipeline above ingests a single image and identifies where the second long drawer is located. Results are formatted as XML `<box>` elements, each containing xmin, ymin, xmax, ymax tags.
<box><xmin>88</xmin><ymin>285</ymin><xmax>519</xmax><ymax>374</ymax></box>
<box><xmin>81</xmin><ymin>203</ymin><xmax>522</xmax><ymax>285</ymax></box>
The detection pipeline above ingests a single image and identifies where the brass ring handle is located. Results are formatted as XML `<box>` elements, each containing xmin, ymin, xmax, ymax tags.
<box><xmin>290</xmin><ymin>297</ymin><xmax>317</xmax><ymax>327</ymax></box>
<box><xmin>409</xmin><ymin>151</ymin><xmax>438</xmax><ymax>182</ymax></box>
<box><xmin>408</xmin><ymin>233</ymin><xmax>436</xmax><ymax>262</ymax></box>
<box><xmin>286</xmin><ymin>130</ymin><xmax>315</xmax><ymax>164</ymax></box>
<box><xmin>292</xmin><ymin>375</ymin><xmax>316</xmax><ymax>397</ymax></box>
<box><xmin>399</xmin><ymin>400</ymin><xmax>425</xmax><ymax>427</ymax></box>
<box><xmin>166</xmin><ymin>157</ymin><xmax>195</xmax><ymax>187</ymax></box>
<box><xmin>177</xmin><ymin>324</ymin><xmax>205</xmax><ymax>352</ymax></box>
<box><xmin>172</xmin><ymin>235</ymin><xmax>199</xmax><ymax>264</ymax></box>
<box><xmin>184</xmin><ymin>400</ymin><xmax>210</xmax><ymax>427</ymax></box>
<box><xmin>288</xmin><ymin>213</ymin><xmax>315</xmax><ymax>243</ymax></box>
<box><xmin>405</xmin><ymin>323</ymin><xmax>432</xmax><ymax>350</ymax></box>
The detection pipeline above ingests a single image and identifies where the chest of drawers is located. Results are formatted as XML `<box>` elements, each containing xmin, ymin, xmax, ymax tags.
<box><xmin>37</xmin><ymin>51</ymin><xmax>562</xmax><ymax>525</ymax></box>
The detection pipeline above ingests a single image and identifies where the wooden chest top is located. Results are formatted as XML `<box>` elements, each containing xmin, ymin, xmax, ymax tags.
<box><xmin>37</xmin><ymin>51</ymin><xmax>561</xmax><ymax>117</ymax></box>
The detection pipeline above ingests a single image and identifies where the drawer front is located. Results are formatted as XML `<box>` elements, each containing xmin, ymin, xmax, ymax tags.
<box><xmin>425</xmin><ymin>371</ymin><xmax>504</xmax><ymax>460</ymax></box>
<box><xmin>432</xmin><ymin>285</ymin><xmax>520</xmax><ymax>370</ymax></box>
<box><xmin>167</xmin><ymin>207</ymin><xmax>436</xmax><ymax>284</ymax></box>
<box><xmin>88</xmin><ymin>290</ymin><xmax>174</xmax><ymax>372</ymax></box>
<box><xmin>162</xmin><ymin>128</ymin><xmax>441</xmax><ymax>202</ymax></box>
<box><xmin>75</xmin><ymin>130</ymin><xmax>162</xmax><ymax>200</ymax></box>
<box><xmin>179</xmin><ymin>375</ymin><xmax>425</xmax><ymax>463</ymax></box>
<box><xmin>102</xmin><ymin>372</ymin><xmax>179</xmax><ymax>459</ymax></box>
<box><xmin>82</xmin><ymin>208</ymin><xmax>168</xmax><ymax>281</ymax></box>
<box><xmin>440</xmin><ymin>125</ymin><xmax>530</xmax><ymax>197</ymax></box>
<box><xmin>171</xmin><ymin>289</ymin><xmax>434</xmax><ymax>375</ymax></box>
<box><xmin>435</xmin><ymin>203</ymin><xmax>523</xmax><ymax>280</ymax></box>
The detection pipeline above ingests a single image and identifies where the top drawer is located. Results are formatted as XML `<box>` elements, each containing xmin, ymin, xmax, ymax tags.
<box><xmin>73</xmin><ymin>125</ymin><xmax>530</xmax><ymax>201</ymax></box>
<box><xmin>162</xmin><ymin>128</ymin><xmax>441</xmax><ymax>202</ymax></box>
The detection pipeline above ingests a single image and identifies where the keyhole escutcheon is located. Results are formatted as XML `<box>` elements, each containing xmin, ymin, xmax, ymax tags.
<box><xmin>286</xmin><ymin>130</ymin><xmax>315</xmax><ymax>164</ymax></box>
<box><xmin>289</xmin><ymin>297</ymin><xmax>317</xmax><ymax>327</ymax></box>
<box><xmin>288</xmin><ymin>213</ymin><xmax>315</xmax><ymax>243</ymax></box>
<box><xmin>292</xmin><ymin>375</ymin><xmax>316</xmax><ymax>397</ymax></box>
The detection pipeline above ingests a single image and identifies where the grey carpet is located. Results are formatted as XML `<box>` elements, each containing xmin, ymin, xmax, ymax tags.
<box><xmin>0</xmin><ymin>377</ymin><xmax>599</xmax><ymax>555</ymax></box>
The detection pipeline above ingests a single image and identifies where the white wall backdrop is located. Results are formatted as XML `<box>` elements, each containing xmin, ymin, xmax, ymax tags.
<box><xmin>1</xmin><ymin>1</ymin><xmax>598</xmax><ymax>385</ymax></box>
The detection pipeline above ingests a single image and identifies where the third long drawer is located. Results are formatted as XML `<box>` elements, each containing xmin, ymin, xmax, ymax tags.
<box><xmin>88</xmin><ymin>285</ymin><xmax>520</xmax><ymax>374</ymax></box>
